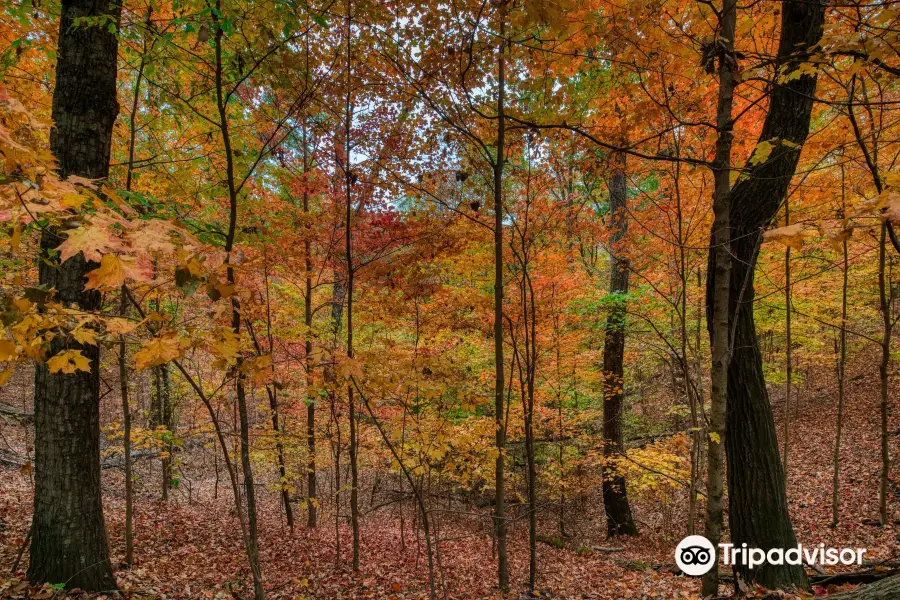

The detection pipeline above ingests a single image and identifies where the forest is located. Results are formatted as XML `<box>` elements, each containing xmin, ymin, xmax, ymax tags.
<box><xmin>1</xmin><ymin>0</ymin><xmax>900</xmax><ymax>598</ymax></box>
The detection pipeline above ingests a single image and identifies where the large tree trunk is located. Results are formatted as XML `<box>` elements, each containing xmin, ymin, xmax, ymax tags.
<box><xmin>28</xmin><ymin>0</ymin><xmax>122</xmax><ymax>591</ymax></box>
<box><xmin>706</xmin><ymin>0</ymin><xmax>824</xmax><ymax>590</ymax></box>
<box><xmin>601</xmin><ymin>152</ymin><xmax>637</xmax><ymax>537</ymax></box>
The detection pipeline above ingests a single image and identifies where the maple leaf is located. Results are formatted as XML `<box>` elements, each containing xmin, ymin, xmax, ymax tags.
<box><xmin>0</xmin><ymin>339</ymin><xmax>17</xmax><ymax>361</ymax></box>
<box><xmin>133</xmin><ymin>333</ymin><xmax>188</xmax><ymax>371</ymax></box>
<box><xmin>84</xmin><ymin>254</ymin><xmax>125</xmax><ymax>291</ymax></box>
<box><xmin>208</xmin><ymin>327</ymin><xmax>240</xmax><ymax>362</ymax></box>
<box><xmin>763</xmin><ymin>223</ymin><xmax>805</xmax><ymax>250</ymax></box>
<box><xmin>747</xmin><ymin>140</ymin><xmax>774</xmax><ymax>166</ymax></box>
<box><xmin>66</xmin><ymin>175</ymin><xmax>98</xmax><ymax>189</ymax></box>
<box><xmin>106</xmin><ymin>317</ymin><xmax>139</xmax><ymax>335</ymax></box>
<box><xmin>56</xmin><ymin>216</ymin><xmax>122</xmax><ymax>262</ymax></box>
<box><xmin>129</xmin><ymin>219</ymin><xmax>177</xmax><ymax>255</ymax></box>
<box><xmin>46</xmin><ymin>349</ymin><xmax>92</xmax><ymax>374</ymax></box>
<box><xmin>71</xmin><ymin>327</ymin><xmax>98</xmax><ymax>346</ymax></box>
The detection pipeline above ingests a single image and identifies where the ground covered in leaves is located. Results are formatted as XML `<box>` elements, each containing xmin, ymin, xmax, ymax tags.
<box><xmin>1</xmin><ymin>354</ymin><xmax>900</xmax><ymax>600</ymax></box>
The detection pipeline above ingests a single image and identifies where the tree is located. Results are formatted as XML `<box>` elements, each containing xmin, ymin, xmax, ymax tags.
<box><xmin>707</xmin><ymin>0</ymin><xmax>825</xmax><ymax>590</ymax></box>
<box><xmin>600</xmin><ymin>151</ymin><xmax>638</xmax><ymax>537</ymax></box>
<box><xmin>701</xmin><ymin>0</ymin><xmax>737</xmax><ymax>595</ymax></box>
<box><xmin>28</xmin><ymin>0</ymin><xmax>122</xmax><ymax>591</ymax></box>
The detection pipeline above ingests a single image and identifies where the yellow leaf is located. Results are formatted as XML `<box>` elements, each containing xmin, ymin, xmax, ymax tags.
<box><xmin>0</xmin><ymin>366</ymin><xmax>13</xmax><ymax>386</ymax></box>
<box><xmin>0</xmin><ymin>340</ymin><xmax>17</xmax><ymax>361</ymax></box>
<box><xmin>106</xmin><ymin>317</ymin><xmax>138</xmax><ymax>335</ymax></box>
<box><xmin>60</xmin><ymin>192</ymin><xmax>86</xmax><ymax>210</ymax></box>
<box><xmin>763</xmin><ymin>223</ymin><xmax>804</xmax><ymax>250</ymax></box>
<box><xmin>133</xmin><ymin>334</ymin><xmax>187</xmax><ymax>370</ymax></box>
<box><xmin>71</xmin><ymin>327</ymin><xmax>98</xmax><ymax>346</ymax></box>
<box><xmin>10</xmin><ymin>223</ymin><xmax>21</xmax><ymax>254</ymax></box>
<box><xmin>84</xmin><ymin>254</ymin><xmax>124</xmax><ymax>291</ymax></box>
<box><xmin>47</xmin><ymin>349</ymin><xmax>92</xmax><ymax>374</ymax></box>
<box><xmin>747</xmin><ymin>140</ymin><xmax>774</xmax><ymax>166</ymax></box>
<box><xmin>708</xmin><ymin>432</ymin><xmax>721</xmax><ymax>445</ymax></box>
<box><xmin>210</xmin><ymin>327</ymin><xmax>240</xmax><ymax>362</ymax></box>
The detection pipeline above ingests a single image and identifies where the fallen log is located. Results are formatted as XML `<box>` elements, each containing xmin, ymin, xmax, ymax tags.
<box><xmin>826</xmin><ymin>574</ymin><xmax>900</xmax><ymax>599</ymax></box>
<box><xmin>0</xmin><ymin>404</ymin><xmax>33</xmax><ymax>423</ymax></box>
<box><xmin>811</xmin><ymin>569</ymin><xmax>900</xmax><ymax>587</ymax></box>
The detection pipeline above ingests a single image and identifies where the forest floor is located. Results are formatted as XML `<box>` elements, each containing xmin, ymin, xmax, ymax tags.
<box><xmin>1</xmin><ymin>349</ymin><xmax>900</xmax><ymax>599</ymax></box>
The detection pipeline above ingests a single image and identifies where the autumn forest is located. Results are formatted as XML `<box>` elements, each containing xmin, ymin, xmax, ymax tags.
<box><xmin>1</xmin><ymin>0</ymin><xmax>900</xmax><ymax>598</ymax></box>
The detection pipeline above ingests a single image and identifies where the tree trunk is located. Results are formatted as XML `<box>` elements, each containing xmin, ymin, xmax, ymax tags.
<box><xmin>344</xmin><ymin>5</ymin><xmax>360</xmax><ymax>568</ymax></box>
<box><xmin>213</xmin><ymin>4</ymin><xmax>264</xmax><ymax>594</ymax></box>
<box><xmin>702</xmin><ymin>2</ymin><xmax>736</xmax><ymax>594</ymax></box>
<box><xmin>28</xmin><ymin>0</ymin><xmax>121</xmax><ymax>591</ymax></box>
<box><xmin>119</xmin><ymin>288</ymin><xmax>133</xmax><ymax>568</ymax></box>
<box><xmin>493</xmin><ymin>4</ymin><xmax>509</xmax><ymax>589</ymax></box>
<box><xmin>304</xmin><ymin>125</ymin><xmax>317</xmax><ymax>529</ymax></box>
<box><xmin>832</xmin><ymin>173</ymin><xmax>848</xmax><ymax>528</ymax></box>
<box><xmin>877</xmin><ymin>223</ymin><xmax>891</xmax><ymax>525</ymax></box>
<box><xmin>783</xmin><ymin>200</ymin><xmax>792</xmax><ymax>483</ymax></box>
<box><xmin>706</xmin><ymin>0</ymin><xmax>824</xmax><ymax>590</ymax></box>
<box><xmin>601</xmin><ymin>151</ymin><xmax>637</xmax><ymax>538</ymax></box>
<box><xmin>152</xmin><ymin>362</ymin><xmax>173</xmax><ymax>500</ymax></box>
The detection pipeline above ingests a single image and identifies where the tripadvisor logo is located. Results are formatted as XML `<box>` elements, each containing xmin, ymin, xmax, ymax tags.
<box><xmin>675</xmin><ymin>536</ymin><xmax>868</xmax><ymax>577</ymax></box>
<box><xmin>675</xmin><ymin>535</ymin><xmax>716</xmax><ymax>576</ymax></box>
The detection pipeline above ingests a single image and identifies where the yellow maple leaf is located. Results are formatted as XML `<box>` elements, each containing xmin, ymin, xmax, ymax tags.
<box><xmin>209</xmin><ymin>327</ymin><xmax>240</xmax><ymax>362</ymax></box>
<box><xmin>747</xmin><ymin>140</ymin><xmax>774</xmax><ymax>166</ymax></box>
<box><xmin>106</xmin><ymin>317</ymin><xmax>139</xmax><ymax>335</ymax></box>
<box><xmin>71</xmin><ymin>327</ymin><xmax>98</xmax><ymax>346</ymax></box>
<box><xmin>133</xmin><ymin>334</ymin><xmax>187</xmax><ymax>370</ymax></box>
<box><xmin>47</xmin><ymin>349</ymin><xmax>92</xmax><ymax>374</ymax></box>
<box><xmin>84</xmin><ymin>254</ymin><xmax>125</xmax><ymax>291</ymax></box>
<box><xmin>763</xmin><ymin>223</ymin><xmax>805</xmax><ymax>250</ymax></box>
<box><xmin>0</xmin><ymin>340</ymin><xmax>17</xmax><ymax>361</ymax></box>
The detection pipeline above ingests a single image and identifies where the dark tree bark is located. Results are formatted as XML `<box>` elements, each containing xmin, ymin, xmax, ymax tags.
<box><xmin>493</xmin><ymin>4</ymin><xmax>509</xmax><ymax>588</ymax></box>
<box><xmin>703</xmin><ymin>2</ymin><xmax>737</xmax><ymax>593</ymax></box>
<box><xmin>28</xmin><ymin>0</ymin><xmax>122</xmax><ymax>591</ymax></box>
<box><xmin>151</xmin><ymin>362</ymin><xmax>173</xmax><ymax>500</ymax></box>
<box><xmin>706</xmin><ymin>0</ymin><xmax>824</xmax><ymax>590</ymax></box>
<box><xmin>601</xmin><ymin>152</ymin><xmax>637</xmax><ymax>538</ymax></box>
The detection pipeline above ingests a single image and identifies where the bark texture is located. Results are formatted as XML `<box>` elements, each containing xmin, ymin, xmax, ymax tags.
<box><xmin>28</xmin><ymin>0</ymin><xmax>122</xmax><ymax>591</ymax></box>
<box><xmin>706</xmin><ymin>0</ymin><xmax>824</xmax><ymax>590</ymax></box>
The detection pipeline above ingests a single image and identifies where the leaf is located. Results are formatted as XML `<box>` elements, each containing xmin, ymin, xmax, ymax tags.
<box><xmin>209</xmin><ymin>327</ymin><xmax>240</xmax><ymax>362</ymax></box>
<box><xmin>47</xmin><ymin>349</ymin><xmax>92</xmax><ymax>374</ymax></box>
<box><xmin>134</xmin><ymin>334</ymin><xmax>187</xmax><ymax>370</ymax></box>
<box><xmin>84</xmin><ymin>254</ymin><xmax>125</xmax><ymax>291</ymax></box>
<box><xmin>175</xmin><ymin>265</ymin><xmax>203</xmax><ymax>297</ymax></box>
<box><xmin>747</xmin><ymin>141</ymin><xmax>774</xmax><ymax>166</ymax></box>
<box><xmin>882</xmin><ymin>191</ymin><xmax>900</xmax><ymax>224</ymax></box>
<box><xmin>106</xmin><ymin>317</ymin><xmax>139</xmax><ymax>335</ymax></box>
<box><xmin>763</xmin><ymin>224</ymin><xmax>805</xmax><ymax>250</ymax></box>
<box><xmin>23</xmin><ymin>285</ymin><xmax>54</xmax><ymax>306</ymax></box>
<box><xmin>57</xmin><ymin>221</ymin><xmax>121</xmax><ymax>262</ymax></box>
<box><xmin>0</xmin><ymin>340</ymin><xmax>17</xmax><ymax>361</ymax></box>
<box><xmin>71</xmin><ymin>327</ymin><xmax>98</xmax><ymax>346</ymax></box>
<box><xmin>10</xmin><ymin>223</ymin><xmax>20</xmax><ymax>254</ymax></box>
<box><xmin>0</xmin><ymin>366</ymin><xmax>13</xmax><ymax>386</ymax></box>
